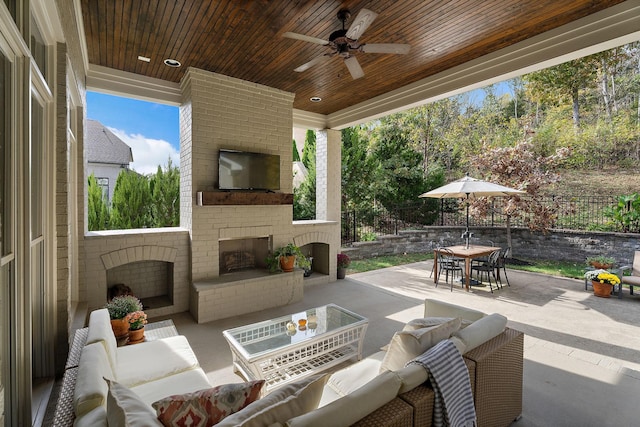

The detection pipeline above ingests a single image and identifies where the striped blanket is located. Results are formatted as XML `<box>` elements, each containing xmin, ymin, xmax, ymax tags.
<box><xmin>406</xmin><ymin>339</ymin><xmax>476</xmax><ymax>427</ymax></box>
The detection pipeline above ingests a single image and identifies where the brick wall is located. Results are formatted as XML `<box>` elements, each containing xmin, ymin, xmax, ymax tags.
<box><xmin>343</xmin><ymin>227</ymin><xmax>640</xmax><ymax>266</ymax></box>
<box><xmin>180</xmin><ymin>68</ymin><xmax>297</xmax><ymax>280</ymax></box>
<box><xmin>83</xmin><ymin>229</ymin><xmax>190</xmax><ymax>317</ymax></box>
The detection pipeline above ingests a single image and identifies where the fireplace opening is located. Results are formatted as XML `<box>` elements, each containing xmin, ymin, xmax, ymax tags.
<box><xmin>299</xmin><ymin>242</ymin><xmax>329</xmax><ymax>276</ymax></box>
<box><xmin>106</xmin><ymin>260</ymin><xmax>174</xmax><ymax>310</ymax></box>
<box><xmin>219</xmin><ymin>236</ymin><xmax>270</xmax><ymax>274</ymax></box>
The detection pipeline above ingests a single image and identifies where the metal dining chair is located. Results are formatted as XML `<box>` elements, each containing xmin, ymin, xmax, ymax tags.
<box><xmin>471</xmin><ymin>249</ymin><xmax>501</xmax><ymax>293</ymax></box>
<box><xmin>436</xmin><ymin>248</ymin><xmax>463</xmax><ymax>291</ymax></box>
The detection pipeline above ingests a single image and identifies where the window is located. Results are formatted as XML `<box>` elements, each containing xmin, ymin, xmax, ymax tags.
<box><xmin>96</xmin><ymin>177</ymin><xmax>109</xmax><ymax>202</ymax></box>
<box><xmin>0</xmin><ymin>51</ymin><xmax>11</xmax><ymax>255</ymax></box>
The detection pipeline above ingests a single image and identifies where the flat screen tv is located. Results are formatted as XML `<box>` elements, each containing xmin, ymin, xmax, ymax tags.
<box><xmin>218</xmin><ymin>149</ymin><xmax>280</xmax><ymax>191</ymax></box>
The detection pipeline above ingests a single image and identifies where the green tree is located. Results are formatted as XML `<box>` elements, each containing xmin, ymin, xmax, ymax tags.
<box><xmin>341</xmin><ymin>126</ymin><xmax>373</xmax><ymax>211</ymax></box>
<box><xmin>87</xmin><ymin>173</ymin><xmax>110</xmax><ymax>231</ymax></box>
<box><xmin>292</xmin><ymin>139</ymin><xmax>301</xmax><ymax>162</ymax></box>
<box><xmin>369</xmin><ymin>115</ymin><xmax>431</xmax><ymax>209</ymax></box>
<box><xmin>294</xmin><ymin>130</ymin><xmax>317</xmax><ymax>220</ymax></box>
<box><xmin>525</xmin><ymin>55</ymin><xmax>601</xmax><ymax>129</ymax></box>
<box><xmin>149</xmin><ymin>158</ymin><xmax>180</xmax><ymax>227</ymax></box>
<box><xmin>301</xmin><ymin>130</ymin><xmax>316</xmax><ymax>170</ymax></box>
<box><xmin>110</xmin><ymin>170</ymin><xmax>152</xmax><ymax>229</ymax></box>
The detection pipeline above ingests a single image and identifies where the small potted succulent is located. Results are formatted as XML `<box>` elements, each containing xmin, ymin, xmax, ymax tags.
<box><xmin>337</xmin><ymin>253</ymin><xmax>351</xmax><ymax>279</ymax></box>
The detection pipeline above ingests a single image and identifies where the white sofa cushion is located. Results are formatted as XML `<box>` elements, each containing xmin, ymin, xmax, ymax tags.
<box><xmin>131</xmin><ymin>368</ymin><xmax>213</xmax><ymax>406</ymax></box>
<box><xmin>379</xmin><ymin>317</ymin><xmax>461</xmax><ymax>372</ymax></box>
<box><xmin>73</xmin><ymin>406</ymin><xmax>107</xmax><ymax>427</ymax></box>
<box><xmin>115</xmin><ymin>335</ymin><xmax>200</xmax><ymax>387</ymax></box>
<box><xmin>423</xmin><ymin>299</ymin><xmax>486</xmax><ymax>321</ymax></box>
<box><xmin>320</xmin><ymin>351</ymin><xmax>385</xmax><ymax>406</ymax></box>
<box><xmin>217</xmin><ymin>374</ymin><xmax>328</xmax><ymax>427</ymax></box>
<box><xmin>404</xmin><ymin>316</ymin><xmax>473</xmax><ymax>331</ymax></box>
<box><xmin>106</xmin><ymin>379</ymin><xmax>163</xmax><ymax>426</ymax></box>
<box><xmin>73</xmin><ymin>342</ymin><xmax>115</xmax><ymax>417</ymax></box>
<box><xmin>452</xmin><ymin>313</ymin><xmax>507</xmax><ymax>353</ymax></box>
<box><xmin>286</xmin><ymin>370</ymin><xmax>403</xmax><ymax>427</ymax></box>
<box><xmin>86</xmin><ymin>308</ymin><xmax>118</xmax><ymax>370</ymax></box>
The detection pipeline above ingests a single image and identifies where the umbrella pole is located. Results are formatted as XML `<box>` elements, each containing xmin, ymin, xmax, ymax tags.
<box><xmin>465</xmin><ymin>194</ymin><xmax>470</xmax><ymax>249</ymax></box>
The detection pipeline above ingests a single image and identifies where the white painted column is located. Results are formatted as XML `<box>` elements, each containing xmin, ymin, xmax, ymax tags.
<box><xmin>316</xmin><ymin>129</ymin><xmax>341</xmax><ymax>221</ymax></box>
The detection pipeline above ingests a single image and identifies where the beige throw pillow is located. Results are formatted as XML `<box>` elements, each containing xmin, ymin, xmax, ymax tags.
<box><xmin>106</xmin><ymin>379</ymin><xmax>163</xmax><ymax>427</ymax></box>
<box><xmin>216</xmin><ymin>374</ymin><xmax>329</xmax><ymax>427</ymax></box>
<box><xmin>379</xmin><ymin>317</ymin><xmax>461</xmax><ymax>372</ymax></box>
<box><xmin>402</xmin><ymin>316</ymin><xmax>473</xmax><ymax>332</ymax></box>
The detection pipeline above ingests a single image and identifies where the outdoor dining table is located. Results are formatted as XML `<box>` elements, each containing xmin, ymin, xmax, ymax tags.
<box><xmin>433</xmin><ymin>245</ymin><xmax>501</xmax><ymax>291</ymax></box>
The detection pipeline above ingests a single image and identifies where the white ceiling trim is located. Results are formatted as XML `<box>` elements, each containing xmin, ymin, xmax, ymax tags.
<box><xmin>324</xmin><ymin>0</ymin><xmax>640</xmax><ymax>130</ymax></box>
<box><xmin>87</xmin><ymin>64</ymin><xmax>182</xmax><ymax>106</ymax></box>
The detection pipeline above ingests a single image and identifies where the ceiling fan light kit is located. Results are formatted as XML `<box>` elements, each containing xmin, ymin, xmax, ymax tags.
<box><xmin>283</xmin><ymin>8</ymin><xmax>410</xmax><ymax>80</ymax></box>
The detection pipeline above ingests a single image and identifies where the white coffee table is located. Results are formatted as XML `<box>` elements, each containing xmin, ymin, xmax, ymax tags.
<box><xmin>223</xmin><ymin>304</ymin><xmax>368</xmax><ymax>391</ymax></box>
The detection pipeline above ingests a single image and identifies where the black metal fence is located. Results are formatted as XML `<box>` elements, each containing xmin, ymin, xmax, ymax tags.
<box><xmin>341</xmin><ymin>195</ymin><xmax>622</xmax><ymax>245</ymax></box>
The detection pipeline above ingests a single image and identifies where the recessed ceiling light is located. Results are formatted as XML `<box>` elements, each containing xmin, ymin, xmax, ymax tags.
<box><xmin>310</xmin><ymin>96</ymin><xmax>322</xmax><ymax>102</ymax></box>
<box><xmin>163</xmin><ymin>58</ymin><xmax>181</xmax><ymax>67</ymax></box>
<box><xmin>137</xmin><ymin>55</ymin><xmax>151</xmax><ymax>62</ymax></box>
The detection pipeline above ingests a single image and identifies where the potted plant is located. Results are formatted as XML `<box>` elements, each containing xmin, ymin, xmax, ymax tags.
<box><xmin>126</xmin><ymin>310</ymin><xmax>148</xmax><ymax>344</ymax></box>
<box><xmin>586</xmin><ymin>255</ymin><xmax>615</xmax><ymax>270</ymax></box>
<box><xmin>275</xmin><ymin>243</ymin><xmax>304</xmax><ymax>272</ymax></box>
<box><xmin>584</xmin><ymin>269</ymin><xmax>620</xmax><ymax>298</ymax></box>
<box><xmin>105</xmin><ymin>295</ymin><xmax>143</xmax><ymax>339</ymax></box>
<box><xmin>265</xmin><ymin>253</ymin><xmax>281</xmax><ymax>273</ymax></box>
<box><xmin>337</xmin><ymin>253</ymin><xmax>351</xmax><ymax>279</ymax></box>
<box><xmin>299</xmin><ymin>255</ymin><xmax>313</xmax><ymax>277</ymax></box>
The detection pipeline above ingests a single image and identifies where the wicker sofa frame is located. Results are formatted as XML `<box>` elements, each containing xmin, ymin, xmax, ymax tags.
<box><xmin>352</xmin><ymin>327</ymin><xmax>524</xmax><ymax>427</ymax></box>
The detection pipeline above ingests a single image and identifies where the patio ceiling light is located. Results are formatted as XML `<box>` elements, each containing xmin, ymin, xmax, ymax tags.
<box><xmin>137</xmin><ymin>55</ymin><xmax>151</xmax><ymax>62</ymax></box>
<box><xmin>310</xmin><ymin>96</ymin><xmax>322</xmax><ymax>102</ymax></box>
<box><xmin>164</xmin><ymin>58</ymin><xmax>182</xmax><ymax>67</ymax></box>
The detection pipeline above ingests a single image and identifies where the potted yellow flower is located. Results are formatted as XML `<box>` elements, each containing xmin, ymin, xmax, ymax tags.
<box><xmin>126</xmin><ymin>310</ymin><xmax>148</xmax><ymax>344</ymax></box>
<box><xmin>584</xmin><ymin>269</ymin><xmax>620</xmax><ymax>298</ymax></box>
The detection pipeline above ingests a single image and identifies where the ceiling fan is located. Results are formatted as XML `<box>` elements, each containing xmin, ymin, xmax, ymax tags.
<box><xmin>283</xmin><ymin>8</ymin><xmax>410</xmax><ymax>80</ymax></box>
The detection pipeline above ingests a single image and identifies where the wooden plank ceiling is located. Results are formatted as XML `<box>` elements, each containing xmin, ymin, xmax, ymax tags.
<box><xmin>80</xmin><ymin>0</ymin><xmax>624</xmax><ymax>115</ymax></box>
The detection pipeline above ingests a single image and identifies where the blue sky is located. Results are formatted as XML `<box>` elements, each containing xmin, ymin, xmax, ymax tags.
<box><xmin>87</xmin><ymin>91</ymin><xmax>180</xmax><ymax>174</ymax></box>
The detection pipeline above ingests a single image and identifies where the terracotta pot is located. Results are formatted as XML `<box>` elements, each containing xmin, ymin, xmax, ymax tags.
<box><xmin>110</xmin><ymin>318</ymin><xmax>130</xmax><ymax>339</ymax></box>
<box><xmin>280</xmin><ymin>255</ymin><xmax>296</xmax><ymax>272</ymax></box>
<box><xmin>128</xmin><ymin>327</ymin><xmax>145</xmax><ymax>344</ymax></box>
<box><xmin>337</xmin><ymin>267</ymin><xmax>346</xmax><ymax>279</ymax></box>
<box><xmin>592</xmin><ymin>280</ymin><xmax>613</xmax><ymax>298</ymax></box>
<box><xmin>590</xmin><ymin>262</ymin><xmax>613</xmax><ymax>270</ymax></box>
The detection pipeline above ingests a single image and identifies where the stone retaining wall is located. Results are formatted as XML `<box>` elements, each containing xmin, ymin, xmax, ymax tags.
<box><xmin>342</xmin><ymin>227</ymin><xmax>640</xmax><ymax>266</ymax></box>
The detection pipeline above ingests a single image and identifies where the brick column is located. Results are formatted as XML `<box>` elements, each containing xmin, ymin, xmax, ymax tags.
<box><xmin>316</xmin><ymin>129</ymin><xmax>341</xmax><ymax>221</ymax></box>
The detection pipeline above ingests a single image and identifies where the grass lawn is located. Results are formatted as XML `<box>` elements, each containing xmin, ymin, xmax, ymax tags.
<box><xmin>347</xmin><ymin>253</ymin><xmax>587</xmax><ymax>280</ymax></box>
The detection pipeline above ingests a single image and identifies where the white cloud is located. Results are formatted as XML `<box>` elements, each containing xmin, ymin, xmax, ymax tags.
<box><xmin>108</xmin><ymin>127</ymin><xmax>179</xmax><ymax>175</ymax></box>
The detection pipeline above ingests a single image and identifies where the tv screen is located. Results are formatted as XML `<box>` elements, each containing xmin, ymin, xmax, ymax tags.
<box><xmin>218</xmin><ymin>149</ymin><xmax>280</xmax><ymax>191</ymax></box>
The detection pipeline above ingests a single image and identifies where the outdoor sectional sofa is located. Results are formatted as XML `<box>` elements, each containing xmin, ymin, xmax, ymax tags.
<box><xmin>61</xmin><ymin>299</ymin><xmax>523</xmax><ymax>427</ymax></box>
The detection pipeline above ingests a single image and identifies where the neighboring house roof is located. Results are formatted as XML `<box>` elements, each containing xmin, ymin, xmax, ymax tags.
<box><xmin>86</xmin><ymin>119</ymin><xmax>133</xmax><ymax>165</ymax></box>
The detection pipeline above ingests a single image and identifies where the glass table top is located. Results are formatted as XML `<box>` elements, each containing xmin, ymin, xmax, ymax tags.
<box><xmin>223</xmin><ymin>304</ymin><xmax>367</xmax><ymax>359</ymax></box>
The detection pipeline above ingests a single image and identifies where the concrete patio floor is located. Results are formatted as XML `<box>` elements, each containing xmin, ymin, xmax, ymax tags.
<box><xmin>161</xmin><ymin>261</ymin><xmax>640</xmax><ymax>427</ymax></box>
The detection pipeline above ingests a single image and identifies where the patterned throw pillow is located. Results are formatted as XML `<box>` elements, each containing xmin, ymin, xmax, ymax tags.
<box><xmin>152</xmin><ymin>380</ymin><xmax>264</xmax><ymax>427</ymax></box>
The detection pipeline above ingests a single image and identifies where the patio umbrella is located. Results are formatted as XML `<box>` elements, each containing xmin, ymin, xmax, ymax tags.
<box><xmin>419</xmin><ymin>175</ymin><xmax>525</xmax><ymax>248</ymax></box>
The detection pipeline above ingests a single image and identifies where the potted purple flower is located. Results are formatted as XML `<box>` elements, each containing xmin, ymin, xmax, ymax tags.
<box><xmin>337</xmin><ymin>253</ymin><xmax>351</xmax><ymax>279</ymax></box>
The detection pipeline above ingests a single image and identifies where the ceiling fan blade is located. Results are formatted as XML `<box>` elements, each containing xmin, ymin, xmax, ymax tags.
<box><xmin>361</xmin><ymin>43</ymin><xmax>411</xmax><ymax>54</ymax></box>
<box><xmin>344</xmin><ymin>56</ymin><xmax>365</xmax><ymax>80</ymax></box>
<box><xmin>294</xmin><ymin>55</ymin><xmax>330</xmax><ymax>72</ymax></box>
<box><xmin>345</xmin><ymin>8</ymin><xmax>378</xmax><ymax>40</ymax></box>
<box><xmin>283</xmin><ymin>32</ymin><xmax>328</xmax><ymax>46</ymax></box>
